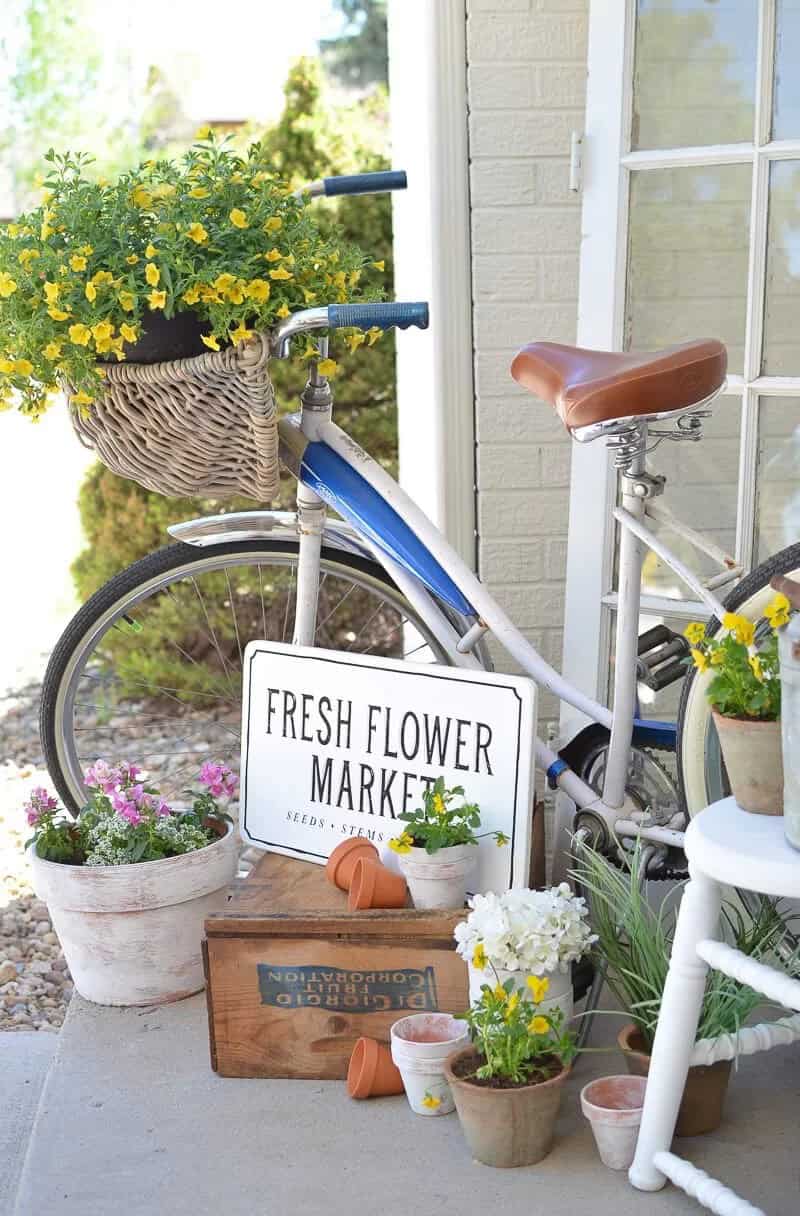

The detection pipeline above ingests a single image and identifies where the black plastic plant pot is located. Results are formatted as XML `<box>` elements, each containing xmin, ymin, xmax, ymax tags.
<box><xmin>107</xmin><ymin>308</ymin><xmax>212</xmax><ymax>365</ymax></box>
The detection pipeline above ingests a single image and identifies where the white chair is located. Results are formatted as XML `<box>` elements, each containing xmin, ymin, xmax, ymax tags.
<box><xmin>629</xmin><ymin>796</ymin><xmax>800</xmax><ymax>1216</ymax></box>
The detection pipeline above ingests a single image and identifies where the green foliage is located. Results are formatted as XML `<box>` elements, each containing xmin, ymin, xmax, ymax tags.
<box><xmin>389</xmin><ymin>778</ymin><xmax>510</xmax><ymax>855</ymax></box>
<box><xmin>686</xmin><ymin>599</ymin><xmax>788</xmax><ymax>722</ymax></box>
<box><xmin>321</xmin><ymin>0</ymin><xmax>388</xmax><ymax>90</ymax></box>
<box><xmin>461</xmin><ymin>975</ymin><xmax>576</xmax><ymax>1084</ymax></box>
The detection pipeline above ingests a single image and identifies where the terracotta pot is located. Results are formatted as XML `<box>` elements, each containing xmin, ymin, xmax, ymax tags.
<box><xmin>347</xmin><ymin>857</ymin><xmax>407</xmax><ymax>910</ymax></box>
<box><xmin>712</xmin><ymin>711</ymin><xmax>783</xmax><ymax>815</ymax></box>
<box><xmin>618</xmin><ymin>1023</ymin><xmax>731</xmax><ymax>1137</ymax></box>
<box><xmin>347</xmin><ymin>1037</ymin><xmax>404</xmax><ymax>1099</ymax></box>
<box><xmin>325</xmin><ymin>838</ymin><xmax>378</xmax><ymax>892</ymax></box>
<box><xmin>397</xmin><ymin>843</ymin><xmax>476</xmax><ymax>909</ymax></box>
<box><xmin>444</xmin><ymin>1045</ymin><xmax>569</xmax><ymax>1167</ymax></box>
<box><xmin>580</xmin><ymin>1074</ymin><xmax>647</xmax><ymax>1170</ymax></box>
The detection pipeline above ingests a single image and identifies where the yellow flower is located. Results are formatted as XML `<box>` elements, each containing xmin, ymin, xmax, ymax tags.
<box><xmin>131</xmin><ymin>185</ymin><xmax>152</xmax><ymax>208</ymax></box>
<box><xmin>85</xmin><ymin>282</ymin><xmax>97</xmax><ymax>303</ymax></box>
<box><xmin>69</xmin><ymin>254</ymin><xmax>87</xmax><ymax>272</ymax></box>
<box><xmin>748</xmin><ymin>653</ymin><xmax>764</xmax><ymax>681</ymax></box>
<box><xmin>269</xmin><ymin>266</ymin><xmax>293</xmax><ymax>281</ymax></box>
<box><xmin>690</xmin><ymin>647</ymin><xmax>709</xmax><ymax>673</ymax></box>
<box><xmin>366</xmin><ymin>326</ymin><xmax>383</xmax><ymax>346</ymax></box>
<box><xmin>147</xmin><ymin>289</ymin><xmax>166</xmax><ymax>310</ymax></box>
<box><xmin>13</xmin><ymin>358</ymin><xmax>33</xmax><ymax>376</ymax></box>
<box><xmin>47</xmin><ymin>306</ymin><xmax>69</xmax><ymax>321</ymax></box>
<box><xmin>301</xmin><ymin>343</ymin><xmax>319</xmax><ymax>360</ymax></box>
<box><xmin>145</xmin><ymin>262</ymin><xmax>160</xmax><ymax>287</ymax></box>
<box><xmin>317</xmin><ymin>358</ymin><xmax>339</xmax><ymax>377</ymax></box>
<box><xmin>151</xmin><ymin>183</ymin><xmax>175</xmax><ymax>200</ymax></box>
<box><xmin>722</xmin><ymin>613</ymin><xmax>755</xmax><ymax>647</ymax></box>
<box><xmin>264</xmin><ymin>216</ymin><xmax>283</xmax><ymax>233</ymax></box>
<box><xmin>93</xmin><ymin>336</ymin><xmax>114</xmax><ymax>354</ymax></box>
<box><xmin>504</xmin><ymin>992</ymin><xmax>520</xmax><ymax>1020</ymax></box>
<box><xmin>118</xmin><ymin>292</ymin><xmax>135</xmax><ymax>312</ymax></box>
<box><xmin>5</xmin><ymin>224</ymin><xmax>20</xmax><ymax>237</ymax></box>
<box><xmin>472</xmin><ymin>943</ymin><xmax>488</xmax><ymax>971</ymax></box>
<box><xmin>245</xmin><ymin>278</ymin><xmax>271</xmax><ymax>303</ymax></box>
<box><xmin>495</xmin><ymin>831</ymin><xmax>509</xmax><ymax>847</ymax></box>
<box><xmin>276</xmin><ymin>302</ymin><xmax>290</xmax><ymax>319</ymax></box>
<box><xmin>185</xmin><ymin>223</ymin><xmax>208</xmax><ymax>245</ymax></box>
<box><xmin>182</xmin><ymin>285</ymin><xmax>201</xmax><ymax>305</ymax></box>
<box><xmin>493</xmin><ymin>984</ymin><xmax>507</xmax><ymax>1002</ymax></box>
<box><xmin>345</xmin><ymin>332</ymin><xmax>365</xmax><ymax>354</ymax></box>
<box><xmin>71</xmin><ymin>389</ymin><xmax>94</xmax><ymax>406</ymax></box>
<box><xmin>421</xmin><ymin>1093</ymin><xmax>441</xmax><ymax>1110</ymax></box>
<box><xmin>229</xmin><ymin>208</ymin><xmax>248</xmax><ymax>229</ymax></box>
<box><xmin>764</xmin><ymin>593</ymin><xmax>791</xmax><ymax>630</ymax></box>
<box><xmin>388</xmin><ymin>831</ymin><xmax>414</xmax><ymax>855</ymax></box>
<box><xmin>711</xmin><ymin>649</ymin><xmax>725</xmax><ymax>667</ymax></box>
<box><xmin>79</xmin><ymin>244</ymin><xmax>93</xmax><ymax>256</ymax></box>
<box><xmin>126</xmin><ymin>254</ymin><xmax>139</xmax><ymax>265</ymax></box>
<box><xmin>213</xmin><ymin>273</ymin><xmax>236</xmax><ymax>292</ymax></box>
<box><xmin>230</xmin><ymin>321</ymin><xmax>252</xmax><ymax>345</ymax></box>
<box><xmin>195</xmin><ymin>124</ymin><xmax>213</xmax><ymax>140</ymax></box>
<box><xmin>684</xmin><ymin>622</ymin><xmax>705</xmax><ymax>646</ymax></box>
<box><xmin>371</xmin><ymin>260</ymin><xmax>385</xmax><ymax>272</ymax></box>
<box><xmin>18</xmin><ymin>249</ymin><xmax>41</xmax><ymax>266</ymax></box>
<box><xmin>201</xmin><ymin>333</ymin><xmax>220</xmax><ymax>351</ymax></box>
<box><xmin>91</xmin><ymin>271</ymin><xmax>114</xmax><ymax>286</ymax></box>
<box><xmin>226</xmin><ymin>283</ymin><xmax>245</xmax><ymax>305</ymax></box>
<box><xmin>119</xmin><ymin>323</ymin><xmax>138</xmax><ymax>344</ymax></box>
<box><xmin>143</xmin><ymin>243</ymin><xmax>156</xmax><ymax>259</ymax></box>
<box><xmin>68</xmin><ymin>323</ymin><xmax>92</xmax><ymax>346</ymax></box>
<box><xmin>91</xmin><ymin>321</ymin><xmax>114</xmax><ymax>343</ymax></box>
<box><xmin>432</xmin><ymin>793</ymin><xmax>446</xmax><ymax>816</ymax></box>
<box><xmin>0</xmin><ymin>273</ymin><xmax>18</xmax><ymax>298</ymax></box>
<box><xmin>40</xmin><ymin>212</ymin><xmax>53</xmax><ymax>240</ymax></box>
<box><xmin>302</xmin><ymin>289</ymin><xmax>316</xmax><ymax>304</ymax></box>
<box><xmin>109</xmin><ymin>337</ymin><xmax>126</xmax><ymax>361</ymax></box>
<box><xmin>43</xmin><ymin>341</ymin><xmax>61</xmax><ymax>360</ymax></box>
<box><xmin>188</xmin><ymin>186</ymin><xmax>210</xmax><ymax>199</ymax></box>
<box><xmin>526</xmin><ymin>975</ymin><xmax>550</xmax><ymax>1004</ymax></box>
<box><xmin>43</xmin><ymin>281</ymin><xmax>60</xmax><ymax>303</ymax></box>
<box><xmin>528</xmin><ymin>1016</ymin><xmax>549</xmax><ymax>1035</ymax></box>
<box><xmin>0</xmin><ymin>358</ymin><xmax>14</xmax><ymax>374</ymax></box>
<box><xmin>265</xmin><ymin>248</ymin><xmax>282</xmax><ymax>262</ymax></box>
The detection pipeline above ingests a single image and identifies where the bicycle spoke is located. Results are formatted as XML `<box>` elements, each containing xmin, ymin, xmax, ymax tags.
<box><xmin>223</xmin><ymin>568</ymin><xmax>244</xmax><ymax>672</ymax></box>
<box><xmin>190</xmin><ymin>577</ymin><xmax>239</xmax><ymax>699</ymax></box>
<box><xmin>346</xmin><ymin>599</ymin><xmax>388</xmax><ymax>650</ymax></box>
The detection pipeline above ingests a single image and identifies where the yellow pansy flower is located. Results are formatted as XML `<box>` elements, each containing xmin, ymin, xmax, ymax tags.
<box><xmin>493</xmin><ymin>984</ymin><xmax>507</xmax><ymax>1002</ymax></box>
<box><xmin>47</xmin><ymin>307</ymin><xmax>70</xmax><ymax>321</ymax></box>
<box><xmin>276</xmin><ymin>302</ymin><xmax>290</xmax><ymax>319</ymax></box>
<box><xmin>43</xmin><ymin>281</ymin><xmax>60</xmax><ymax>303</ymax></box>
<box><xmin>91</xmin><ymin>321</ymin><xmax>114</xmax><ymax>343</ymax></box>
<box><xmin>265</xmin><ymin>248</ymin><xmax>282</xmax><ymax>262</ymax></box>
<box><xmin>43</xmin><ymin>341</ymin><xmax>61</xmax><ymax>360</ymax></box>
<box><xmin>0</xmin><ymin>272</ymin><xmax>18</xmax><ymax>298</ymax></box>
<box><xmin>229</xmin><ymin>208</ymin><xmax>248</xmax><ymax>229</ymax></box>
<box><xmin>185</xmin><ymin>223</ymin><xmax>208</xmax><ymax>244</ymax></box>
<box><xmin>69</xmin><ymin>254</ymin><xmax>87</xmax><ymax>272</ymax></box>
<box><xmin>388</xmin><ymin>831</ymin><xmax>414</xmax><ymax>855</ymax></box>
<box><xmin>5</xmin><ymin>224</ymin><xmax>20</xmax><ymax>237</ymax></box>
<box><xmin>195</xmin><ymin>124</ymin><xmax>213</xmax><ymax>140</ymax></box>
<box><xmin>18</xmin><ymin>249</ymin><xmax>41</xmax><ymax>266</ymax></box>
<box><xmin>345</xmin><ymin>332</ymin><xmax>365</xmax><ymax>354</ymax></box>
<box><xmin>245</xmin><ymin>278</ymin><xmax>271</xmax><ymax>303</ymax></box>
<box><xmin>722</xmin><ymin>613</ymin><xmax>755</xmax><ymax>647</ymax></box>
<box><xmin>684</xmin><ymin>622</ymin><xmax>705</xmax><ymax>645</ymax></box>
<box><xmin>0</xmin><ymin>358</ymin><xmax>14</xmax><ymax>374</ymax></box>
<box><xmin>472</xmin><ymin>943</ymin><xmax>488</xmax><ymax>971</ymax></box>
<box><xmin>230</xmin><ymin>322</ymin><xmax>252</xmax><ymax>345</ymax></box>
<box><xmin>131</xmin><ymin>185</ymin><xmax>152</xmax><ymax>208</ymax></box>
<box><xmin>371</xmin><ymin>260</ymin><xmax>385</xmax><ymax>272</ymax></box>
<box><xmin>13</xmin><ymin>358</ymin><xmax>33</xmax><ymax>376</ymax></box>
<box><xmin>201</xmin><ymin>333</ymin><xmax>220</xmax><ymax>351</ymax></box>
<box><xmin>421</xmin><ymin>1093</ymin><xmax>441</xmax><ymax>1110</ymax></box>
<box><xmin>432</xmin><ymin>793</ymin><xmax>446</xmax><ymax>816</ymax></box>
<box><xmin>504</xmin><ymin>992</ymin><xmax>520</xmax><ymax>1021</ymax></box>
<box><xmin>691</xmin><ymin>647</ymin><xmax>710</xmax><ymax>673</ymax></box>
<box><xmin>182</xmin><ymin>285</ymin><xmax>201</xmax><ymax>305</ymax></box>
<box><xmin>526</xmin><ymin>975</ymin><xmax>550</xmax><ymax>1004</ymax></box>
<box><xmin>119</xmin><ymin>323</ymin><xmax>138</xmax><ymax>344</ymax></box>
<box><xmin>147</xmin><ymin>289</ymin><xmax>166</xmax><ymax>310</ymax></box>
<box><xmin>317</xmin><ymin>358</ymin><xmax>339</xmax><ymax>377</ymax></box>
<box><xmin>528</xmin><ymin>1016</ymin><xmax>549</xmax><ymax>1035</ymax></box>
<box><xmin>749</xmin><ymin>654</ymin><xmax>763</xmax><ymax>682</ymax></box>
<box><xmin>145</xmin><ymin>262</ymin><xmax>160</xmax><ymax>287</ymax></box>
<box><xmin>270</xmin><ymin>266</ymin><xmax>293</xmax><ymax>281</ymax></box>
<box><xmin>126</xmin><ymin>254</ymin><xmax>139</xmax><ymax>265</ymax></box>
<box><xmin>71</xmin><ymin>389</ymin><xmax>94</xmax><ymax>406</ymax></box>
<box><xmin>68</xmin><ymin>323</ymin><xmax>92</xmax><ymax>346</ymax></box>
<box><xmin>188</xmin><ymin>186</ymin><xmax>209</xmax><ymax>199</ymax></box>
<box><xmin>84</xmin><ymin>282</ymin><xmax>97</xmax><ymax>302</ymax></box>
<box><xmin>764</xmin><ymin>593</ymin><xmax>790</xmax><ymax>630</ymax></box>
<box><xmin>118</xmin><ymin>292</ymin><xmax>135</xmax><ymax>312</ymax></box>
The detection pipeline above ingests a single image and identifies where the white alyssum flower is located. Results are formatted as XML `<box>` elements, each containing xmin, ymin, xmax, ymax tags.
<box><xmin>454</xmin><ymin>885</ymin><xmax>596</xmax><ymax>975</ymax></box>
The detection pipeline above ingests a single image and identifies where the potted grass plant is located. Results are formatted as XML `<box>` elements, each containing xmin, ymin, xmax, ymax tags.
<box><xmin>575</xmin><ymin>841</ymin><xmax>794</xmax><ymax>1136</ymax></box>
<box><xmin>387</xmin><ymin>778</ymin><xmax>508</xmax><ymax>909</ymax></box>
<box><xmin>685</xmin><ymin>595</ymin><xmax>789</xmax><ymax>814</ymax></box>
<box><xmin>25</xmin><ymin>759</ymin><xmax>239</xmax><ymax>1006</ymax></box>
<box><xmin>444</xmin><ymin>974</ymin><xmax>576</xmax><ymax>1167</ymax></box>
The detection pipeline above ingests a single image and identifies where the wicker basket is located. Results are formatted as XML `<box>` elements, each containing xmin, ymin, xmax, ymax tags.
<box><xmin>68</xmin><ymin>331</ymin><xmax>279</xmax><ymax>501</ymax></box>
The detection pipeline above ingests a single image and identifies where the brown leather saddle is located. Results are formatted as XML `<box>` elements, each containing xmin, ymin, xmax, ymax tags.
<box><xmin>511</xmin><ymin>339</ymin><xmax>727</xmax><ymax>435</ymax></box>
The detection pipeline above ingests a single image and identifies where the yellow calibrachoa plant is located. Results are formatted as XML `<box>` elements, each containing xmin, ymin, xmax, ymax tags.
<box><xmin>0</xmin><ymin>133</ymin><xmax>386</xmax><ymax>418</ymax></box>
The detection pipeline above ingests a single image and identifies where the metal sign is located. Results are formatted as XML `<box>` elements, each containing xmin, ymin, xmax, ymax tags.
<box><xmin>240</xmin><ymin>641</ymin><xmax>537</xmax><ymax>891</ymax></box>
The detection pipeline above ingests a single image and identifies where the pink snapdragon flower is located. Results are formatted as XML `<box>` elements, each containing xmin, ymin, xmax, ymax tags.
<box><xmin>198</xmin><ymin>761</ymin><xmax>239</xmax><ymax>799</ymax></box>
<box><xmin>23</xmin><ymin>787</ymin><xmax>58</xmax><ymax>826</ymax></box>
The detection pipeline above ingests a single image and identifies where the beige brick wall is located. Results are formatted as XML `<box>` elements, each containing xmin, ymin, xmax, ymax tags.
<box><xmin>466</xmin><ymin>0</ymin><xmax>588</xmax><ymax>731</ymax></box>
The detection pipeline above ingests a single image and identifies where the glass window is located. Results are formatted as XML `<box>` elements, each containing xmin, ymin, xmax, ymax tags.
<box><xmin>626</xmin><ymin>165</ymin><xmax>751</xmax><ymax>373</ymax></box>
<box><xmin>773</xmin><ymin>0</ymin><xmax>800</xmax><ymax>139</ymax></box>
<box><xmin>756</xmin><ymin>398</ymin><xmax>800</xmax><ymax>562</ymax></box>
<box><xmin>763</xmin><ymin>161</ymin><xmax>800</xmax><ymax>376</ymax></box>
<box><xmin>632</xmin><ymin>0</ymin><xmax>757</xmax><ymax>150</ymax></box>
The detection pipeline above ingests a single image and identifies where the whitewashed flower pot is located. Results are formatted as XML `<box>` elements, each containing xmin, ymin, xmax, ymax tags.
<box><xmin>30</xmin><ymin>824</ymin><xmax>238</xmax><ymax>1006</ymax></box>
<box><xmin>397</xmin><ymin>844</ymin><xmax>476</xmax><ymax>909</ymax></box>
<box><xmin>580</xmin><ymin>1075</ymin><xmax>647</xmax><ymax>1170</ymax></box>
<box><xmin>390</xmin><ymin>1012</ymin><xmax>470</xmax><ymax>1115</ymax></box>
<box><xmin>467</xmin><ymin>963</ymin><xmax>574</xmax><ymax>1026</ymax></box>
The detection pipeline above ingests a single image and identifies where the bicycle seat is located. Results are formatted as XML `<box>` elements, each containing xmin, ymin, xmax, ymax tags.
<box><xmin>510</xmin><ymin>339</ymin><xmax>727</xmax><ymax>435</ymax></box>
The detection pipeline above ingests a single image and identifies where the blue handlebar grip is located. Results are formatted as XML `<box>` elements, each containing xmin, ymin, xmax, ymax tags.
<box><xmin>322</xmin><ymin>171</ymin><xmax>407</xmax><ymax>196</ymax></box>
<box><xmin>327</xmin><ymin>302</ymin><xmax>429</xmax><ymax>332</ymax></box>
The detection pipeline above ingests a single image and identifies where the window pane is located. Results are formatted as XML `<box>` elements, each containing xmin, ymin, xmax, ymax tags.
<box><xmin>773</xmin><ymin>0</ymin><xmax>800</xmax><ymax>139</ymax></box>
<box><xmin>632</xmin><ymin>1</ymin><xmax>757</xmax><ymax>150</ymax></box>
<box><xmin>763</xmin><ymin>161</ymin><xmax>800</xmax><ymax>375</ymax></box>
<box><xmin>626</xmin><ymin>165</ymin><xmax>751</xmax><ymax>373</ymax></box>
<box><xmin>640</xmin><ymin>395</ymin><xmax>741</xmax><ymax>598</ymax></box>
<box><xmin>756</xmin><ymin>398</ymin><xmax>800</xmax><ymax>562</ymax></box>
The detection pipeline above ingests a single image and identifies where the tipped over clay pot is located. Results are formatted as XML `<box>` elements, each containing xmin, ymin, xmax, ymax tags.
<box><xmin>348</xmin><ymin>857</ymin><xmax>408</xmax><ymax>910</ymax></box>
<box><xmin>325</xmin><ymin>838</ymin><xmax>379</xmax><ymax>891</ymax></box>
<box><xmin>347</xmin><ymin>1037</ymin><xmax>405</xmax><ymax>1099</ymax></box>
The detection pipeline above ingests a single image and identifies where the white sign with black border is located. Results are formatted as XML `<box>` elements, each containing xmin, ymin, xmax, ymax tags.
<box><xmin>240</xmin><ymin>641</ymin><xmax>537</xmax><ymax>893</ymax></box>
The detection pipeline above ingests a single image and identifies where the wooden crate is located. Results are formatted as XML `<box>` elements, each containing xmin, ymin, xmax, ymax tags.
<box><xmin>203</xmin><ymin>851</ymin><xmax>468</xmax><ymax>1079</ymax></box>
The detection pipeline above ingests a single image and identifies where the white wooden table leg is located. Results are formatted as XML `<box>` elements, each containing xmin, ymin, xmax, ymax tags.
<box><xmin>629</xmin><ymin>870</ymin><xmax>722</xmax><ymax>1192</ymax></box>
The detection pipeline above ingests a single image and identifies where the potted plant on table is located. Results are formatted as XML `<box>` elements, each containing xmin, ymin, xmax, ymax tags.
<box><xmin>575</xmin><ymin>841</ymin><xmax>793</xmax><ymax>1136</ymax></box>
<box><xmin>387</xmin><ymin>778</ymin><xmax>508</xmax><ymax>909</ymax></box>
<box><xmin>24</xmin><ymin>759</ymin><xmax>239</xmax><ymax>1007</ymax></box>
<box><xmin>444</xmin><ymin>975</ymin><xmax>576</xmax><ymax>1167</ymax></box>
<box><xmin>685</xmin><ymin>595</ymin><xmax>789</xmax><ymax>814</ymax></box>
<box><xmin>453</xmin><ymin>884</ymin><xmax>596</xmax><ymax>1025</ymax></box>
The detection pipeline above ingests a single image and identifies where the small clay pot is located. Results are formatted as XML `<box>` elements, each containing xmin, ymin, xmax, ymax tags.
<box><xmin>618</xmin><ymin>1023</ymin><xmax>732</xmax><ymax>1137</ymax></box>
<box><xmin>348</xmin><ymin>858</ymin><xmax>408</xmax><ymax>911</ymax></box>
<box><xmin>444</xmin><ymin>1046</ymin><xmax>569</xmax><ymax>1168</ymax></box>
<box><xmin>325</xmin><ymin>838</ymin><xmax>379</xmax><ymax>891</ymax></box>
<box><xmin>347</xmin><ymin>1037</ymin><xmax>404</xmax><ymax>1099</ymax></box>
<box><xmin>712</xmin><ymin>711</ymin><xmax>783</xmax><ymax>815</ymax></box>
<box><xmin>580</xmin><ymin>1074</ymin><xmax>647</xmax><ymax>1170</ymax></box>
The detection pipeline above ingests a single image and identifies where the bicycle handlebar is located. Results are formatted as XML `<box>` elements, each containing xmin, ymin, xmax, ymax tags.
<box><xmin>304</xmin><ymin>170</ymin><xmax>408</xmax><ymax>199</ymax></box>
<box><xmin>271</xmin><ymin>301</ymin><xmax>429</xmax><ymax>357</ymax></box>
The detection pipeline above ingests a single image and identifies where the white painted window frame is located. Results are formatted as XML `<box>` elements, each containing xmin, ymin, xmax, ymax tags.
<box><xmin>561</xmin><ymin>0</ymin><xmax>800</xmax><ymax>741</ymax></box>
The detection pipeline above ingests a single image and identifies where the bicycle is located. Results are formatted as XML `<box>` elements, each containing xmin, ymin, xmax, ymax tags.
<box><xmin>39</xmin><ymin>169</ymin><xmax>800</xmax><ymax>891</ymax></box>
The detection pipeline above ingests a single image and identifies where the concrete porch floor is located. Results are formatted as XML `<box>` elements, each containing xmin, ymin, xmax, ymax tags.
<box><xmin>12</xmin><ymin>993</ymin><xmax>799</xmax><ymax>1216</ymax></box>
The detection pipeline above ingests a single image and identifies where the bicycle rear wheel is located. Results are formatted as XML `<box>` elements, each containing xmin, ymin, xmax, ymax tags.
<box><xmin>41</xmin><ymin>540</ymin><xmax>453</xmax><ymax>813</ymax></box>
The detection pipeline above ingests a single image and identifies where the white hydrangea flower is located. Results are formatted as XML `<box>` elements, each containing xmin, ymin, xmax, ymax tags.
<box><xmin>454</xmin><ymin>886</ymin><xmax>596</xmax><ymax>974</ymax></box>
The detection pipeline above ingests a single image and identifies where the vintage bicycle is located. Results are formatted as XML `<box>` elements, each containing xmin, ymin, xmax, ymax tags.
<box><xmin>39</xmin><ymin>170</ymin><xmax>800</xmax><ymax>893</ymax></box>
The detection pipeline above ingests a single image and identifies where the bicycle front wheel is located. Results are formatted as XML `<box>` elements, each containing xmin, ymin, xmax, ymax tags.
<box><xmin>41</xmin><ymin>539</ymin><xmax>453</xmax><ymax>813</ymax></box>
<box><xmin>677</xmin><ymin>541</ymin><xmax>800</xmax><ymax>815</ymax></box>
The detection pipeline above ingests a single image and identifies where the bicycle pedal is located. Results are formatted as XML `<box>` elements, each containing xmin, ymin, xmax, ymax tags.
<box><xmin>637</xmin><ymin>626</ymin><xmax>690</xmax><ymax>691</ymax></box>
